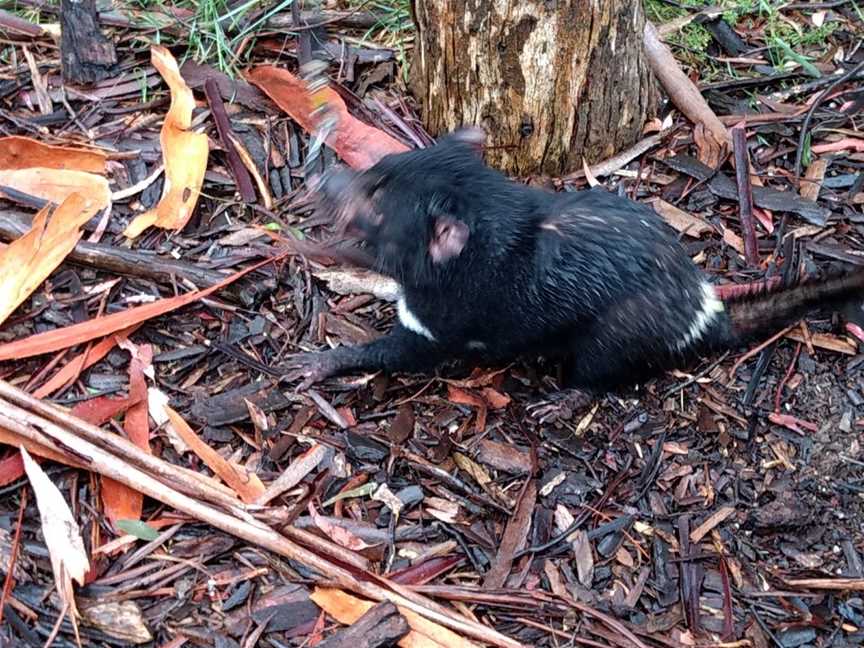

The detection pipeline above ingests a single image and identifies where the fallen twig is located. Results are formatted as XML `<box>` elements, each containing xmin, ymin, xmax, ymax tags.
<box><xmin>731</xmin><ymin>125</ymin><xmax>759</xmax><ymax>266</ymax></box>
<box><xmin>643</xmin><ymin>21</ymin><xmax>731</xmax><ymax>147</ymax></box>
<box><xmin>0</xmin><ymin>380</ymin><xmax>525</xmax><ymax>648</ymax></box>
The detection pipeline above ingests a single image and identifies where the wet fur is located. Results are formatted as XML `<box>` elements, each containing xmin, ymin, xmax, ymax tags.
<box><xmin>291</xmin><ymin>131</ymin><xmax>864</xmax><ymax>393</ymax></box>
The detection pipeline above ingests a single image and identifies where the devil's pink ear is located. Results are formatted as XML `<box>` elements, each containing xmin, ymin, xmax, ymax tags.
<box><xmin>442</xmin><ymin>127</ymin><xmax>486</xmax><ymax>156</ymax></box>
<box><xmin>429</xmin><ymin>216</ymin><xmax>469</xmax><ymax>264</ymax></box>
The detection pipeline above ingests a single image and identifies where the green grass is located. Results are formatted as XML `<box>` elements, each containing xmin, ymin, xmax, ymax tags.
<box><xmin>348</xmin><ymin>0</ymin><xmax>414</xmax><ymax>82</ymax></box>
<box><xmin>170</xmin><ymin>0</ymin><xmax>296</xmax><ymax>76</ymax></box>
<box><xmin>645</xmin><ymin>0</ymin><xmax>843</xmax><ymax>79</ymax></box>
<box><xmin>644</xmin><ymin>0</ymin><xmax>717</xmax><ymax>71</ymax></box>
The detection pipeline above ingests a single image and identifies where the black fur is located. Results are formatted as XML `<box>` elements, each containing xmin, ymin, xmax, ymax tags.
<box><xmin>286</xmin><ymin>130</ymin><xmax>864</xmax><ymax>392</ymax></box>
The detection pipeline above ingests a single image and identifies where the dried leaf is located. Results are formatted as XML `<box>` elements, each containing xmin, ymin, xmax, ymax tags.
<box><xmin>811</xmin><ymin>138</ymin><xmax>864</xmax><ymax>154</ymax></box>
<box><xmin>164</xmin><ymin>405</ymin><xmax>265</xmax><ymax>503</ymax></box>
<box><xmin>476</xmin><ymin>439</ymin><xmax>531</xmax><ymax>475</ymax></box>
<box><xmin>147</xmin><ymin>387</ymin><xmax>188</xmax><ymax>454</ymax></box>
<box><xmin>693</xmin><ymin>122</ymin><xmax>725</xmax><ymax>169</ymax></box>
<box><xmin>767</xmin><ymin>412</ymin><xmax>819</xmax><ymax>435</ymax></box>
<box><xmin>483</xmin><ymin>480</ymin><xmax>536</xmax><ymax>588</ymax></box>
<box><xmin>114</xmin><ymin>520</ymin><xmax>160</xmax><ymax>542</ymax></box>
<box><xmin>690</xmin><ymin>506</ymin><xmax>735</xmax><ymax>543</ymax></box>
<box><xmin>555</xmin><ymin>505</ymin><xmax>593</xmax><ymax>587</ymax></box>
<box><xmin>0</xmin><ymin>193</ymin><xmax>96</xmax><ymax>327</ymax></box>
<box><xmin>371</xmin><ymin>483</ymin><xmax>404</xmax><ymax>519</ymax></box>
<box><xmin>33</xmin><ymin>326</ymin><xmax>141</xmax><ymax>399</ymax></box>
<box><xmin>0</xmin><ymin>452</ymin><xmax>26</xmax><ymax>487</ymax></box>
<box><xmin>425</xmin><ymin>497</ymin><xmax>462</xmax><ymax>524</ymax></box>
<box><xmin>0</xmin><ymin>167</ymin><xmax>109</xmax><ymax>215</ymax></box>
<box><xmin>125</xmin><ymin>45</ymin><xmax>208</xmax><ymax>238</ymax></box>
<box><xmin>71</xmin><ymin>395</ymin><xmax>135</xmax><ymax>427</ymax></box>
<box><xmin>20</xmin><ymin>446</ymin><xmax>90</xmax><ymax>620</ymax></box>
<box><xmin>722</xmin><ymin>228</ymin><xmax>746</xmax><ymax>255</ymax></box>
<box><xmin>0</xmin><ymin>256</ymin><xmax>277</xmax><ymax>362</ymax></box>
<box><xmin>102</xmin><ymin>342</ymin><xmax>152</xmax><ymax>524</ymax></box>
<box><xmin>446</xmin><ymin>386</ymin><xmax>488</xmax><ymax>432</ymax></box>
<box><xmin>0</xmin><ymin>136</ymin><xmax>107</xmax><ymax>173</ymax></box>
<box><xmin>571</xmin><ymin>529</ymin><xmax>595</xmax><ymax>588</ymax></box>
<box><xmin>244</xmin><ymin>397</ymin><xmax>270</xmax><ymax>433</ymax></box>
<box><xmin>310</xmin><ymin>587</ymin><xmax>480</xmax><ymax>648</ymax></box>
<box><xmin>452</xmin><ymin>452</ymin><xmax>491</xmax><ymax>486</ymax></box>
<box><xmin>616</xmin><ymin>546</ymin><xmax>635</xmax><ymax>568</ymax></box>
<box><xmin>246</xmin><ymin>65</ymin><xmax>408</xmax><ymax>170</ymax></box>
<box><xmin>480</xmin><ymin>387</ymin><xmax>511</xmax><ymax>410</ymax></box>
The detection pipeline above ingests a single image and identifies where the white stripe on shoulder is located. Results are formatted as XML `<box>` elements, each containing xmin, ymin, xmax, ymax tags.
<box><xmin>675</xmin><ymin>281</ymin><xmax>725</xmax><ymax>351</ymax></box>
<box><xmin>397</xmin><ymin>296</ymin><xmax>436</xmax><ymax>341</ymax></box>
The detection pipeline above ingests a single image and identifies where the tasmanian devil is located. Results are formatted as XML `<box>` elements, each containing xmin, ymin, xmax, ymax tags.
<box><xmin>285</xmin><ymin>128</ymin><xmax>864</xmax><ymax>395</ymax></box>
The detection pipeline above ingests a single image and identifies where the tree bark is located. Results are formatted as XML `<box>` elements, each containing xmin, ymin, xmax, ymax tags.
<box><xmin>411</xmin><ymin>0</ymin><xmax>657</xmax><ymax>176</ymax></box>
<box><xmin>60</xmin><ymin>0</ymin><xmax>118</xmax><ymax>85</ymax></box>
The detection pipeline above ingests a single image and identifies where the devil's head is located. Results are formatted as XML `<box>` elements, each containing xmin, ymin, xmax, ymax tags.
<box><xmin>312</xmin><ymin>128</ymin><xmax>487</xmax><ymax>286</ymax></box>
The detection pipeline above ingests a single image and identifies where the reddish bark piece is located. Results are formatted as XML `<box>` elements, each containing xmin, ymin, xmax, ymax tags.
<box><xmin>245</xmin><ymin>65</ymin><xmax>409</xmax><ymax>170</ymax></box>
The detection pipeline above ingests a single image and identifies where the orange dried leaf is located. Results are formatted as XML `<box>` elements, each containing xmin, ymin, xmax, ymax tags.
<box><xmin>811</xmin><ymin>138</ymin><xmax>864</xmax><ymax>154</ymax></box>
<box><xmin>0</xmin><ymin>257</ymin><xmax>274</xmax><ymax>362</ymax></box>
<box><xmin>768</xmin><ymin>412</ymin><xmax>819</xmax><ymax>434</ymax></box>
<box><xmin>447</xmin><ymin>385</ymin><xmax>489</xmax><ymax>432</ymax></box>
<box><xmin>123</xmin><ymin>343</ymin><xmax>152</xmax><ymax>451</ymax></box>
<box><xmin>0</xmin><ymin>168</ymin><xmax>109</xmax><ymax>214</ymax></box>
<box><xmin>0</xmin><ymin>193</ymin><xmax>96</xmax><ymax>327</ymax></box>
<box><xmin>0</xmin><ymin>135</ymin><xmax>107</xmax><ymax>173</ymax></box>
<box><xmin>446</xmin><ymin>386</ymin><xmax>485</xmax><ymax>409</ymax></box>
<box><xmin>310</xmin><ymin>587</ymin><xmax>480</xmax><ymax>648</ymax></box>
<box><xmin>163</xmin><ymin>405</ymin><xmax>265</xmax><ymax>503</ymax></box>
<box><xmin>125</xmin><ymin>45</ymin><xmax>208</xmax><ymax>239</ymax></box>
<box><xmin>480</xmin><ymin>387</ymin><xmax>511</xmax><ymax>410</ymax></box>
<box><xmin>102</xmin><ymin>342</ymin><xmax>153</xmax><ymax>524</ymax></box>
<box><xmin>246</xmin><ymin>65</ymin><xmax>409</xmax><ymax>170</ymax></box>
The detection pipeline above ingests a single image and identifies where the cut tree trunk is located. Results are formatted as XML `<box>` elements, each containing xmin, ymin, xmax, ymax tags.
<box><xmin>411</xmin><ymin>0</ymin><xmax>657</xmax><ymax>176</ymax></box>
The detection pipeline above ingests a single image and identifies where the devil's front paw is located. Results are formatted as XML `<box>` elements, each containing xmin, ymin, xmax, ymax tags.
<box><xmin>282</xmin><ymin>350</ymin><xmax>346</xmax><ymax>391</ymax></box>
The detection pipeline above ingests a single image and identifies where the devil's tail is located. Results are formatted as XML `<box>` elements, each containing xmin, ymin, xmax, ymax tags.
<box><xmin>716</xmin><ymin>268</ymin><xmax>864</xmax><ymax>346</ymax></box>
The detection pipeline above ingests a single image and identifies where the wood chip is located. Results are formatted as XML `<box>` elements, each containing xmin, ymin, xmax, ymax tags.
<box><xmin>255</xmin><ymin>443</ymin><xmax>328</xmax><ymax>506</ymax></box>
<box><xmin>650</xmin><ymin>199</ymin><xmax>713</xmax><ymax>237</ymax></box>
<box><xmin>800</xmin><ymin>158</ymin><xmax>828</xmax><ymax>202</ymax></box>
<box><xmin>690</xmin><ymin>506</ymin><xmax>735</xmax><ymax>543</ymax></box>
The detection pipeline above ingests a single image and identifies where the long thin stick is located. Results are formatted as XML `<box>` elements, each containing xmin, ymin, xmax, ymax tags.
<box><xmin>0</xmin><ymin>382</ymin><xmax>524</xmax><ymax>648</ymax></box>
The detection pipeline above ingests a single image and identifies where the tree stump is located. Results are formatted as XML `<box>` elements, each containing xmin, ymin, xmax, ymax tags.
<box><xmin>411</xmin><ymin>0</ymin><xmax>657</xmax><ymax>176</ymax></box>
